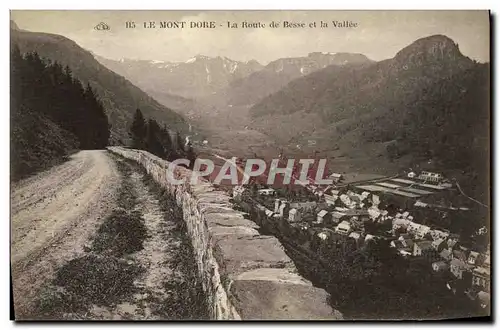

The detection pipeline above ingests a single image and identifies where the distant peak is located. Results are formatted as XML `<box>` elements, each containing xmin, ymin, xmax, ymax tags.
<box><xmin>308</xmin><ymin>52</ymin><xmax>337</xmax><ymax>57</ymax></box>
<box><xmin>406</xmin><ymin>34</ymin><xmax>458</xmax><ymax>51</ymax></box>
<box><xmin>245</xmin><ymin>59</ymin><xmax>262</xmax><ymax>66</ymax></box>
<box><xmin>194</xmin><ymin>54</ymin><xmax>211</xmax><ymax>59</ymax></box>
<box><xmin>184</xmin><ymin>54</ymin><xmax>259</xmax><ymax>66</ymax></box>
<box><xmin>395</xmin><ymin>34</ymin><xmax>464</xmax><ymax>64</ymax></box>
<box><xmin>415</xmin><ymin>34</ymin><xmax>456</xmax><ymax>44</ymax></box>
<box><xmin>185</xmin><ymin>54</ymin><xmax>214</xmax><ymax>63</ymax></box>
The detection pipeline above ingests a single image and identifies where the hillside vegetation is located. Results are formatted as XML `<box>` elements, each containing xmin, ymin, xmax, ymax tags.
<box><xmin>11</xmin><ymin>45</ymin><xmax>109</xmax><ymax>180</ymax></box>
<box><xmin>249</xmin><ymin>35</ymin><xmax>489</xmax><ymax>203</ymax></box>
<box><xmin>11</xmin><ymin>28</ymin><xmax>188</xmax><ymax>144</ymax></box>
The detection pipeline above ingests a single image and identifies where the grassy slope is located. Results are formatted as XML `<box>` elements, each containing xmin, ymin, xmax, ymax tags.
<box><xmin>11</xmin><ymin>105</ymin><xmax>79</xmax><ymax>181</ymax></box>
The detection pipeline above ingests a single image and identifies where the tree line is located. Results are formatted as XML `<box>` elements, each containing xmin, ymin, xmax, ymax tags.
<box><xmin>11</xmin><ymin>44</ymin><xmax>111</xmax><ymax>179</ymax></box>
<box><xmin>11</xmin><ymin>43</ymin><xmax>196</xmax><ymax>179</ymax></box>
<box><xmin>129</xmin><ymin>108</ymin><xmax>195</xmax><ymax>167</ymax></box>
<box><xmin>11</xmin><ymin>44</ymin><xmax>110</xmax><ymax>149</ymax></box>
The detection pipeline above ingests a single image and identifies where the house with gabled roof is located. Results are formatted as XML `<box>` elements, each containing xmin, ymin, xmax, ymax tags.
<box><xmin>392</xmin><ymin>218</ymin><xmax>410</xmax><ymax>234</ymax></box>
<box><xmin>407</xmin><ymin>222</ymin><xmax>421</xmax><ymax>236</ymax></box>
<box><xmin>468</xmin><ymin>251</ymin><xmax>480</xmax><ymax>266</ymax></box>
<box><xmin>288</xmin><ymin>208</ymin><xmax>301</xmax><ymax>223</ymax></box>
<box><xmin>415</xmin><ymin>225</ymin><xmax>431</xmax><ymax>239</ymax></box>
<box><xmin>413</xmin><ymin>240</ymin><xmax>433</xmax><ymax>257</ymax></box>
<box><xmin>335</xmin><ymin>221</ymin><xmax>352</xmax><ymax>235</ymax></box>
<box><xmin>472</xmin><ymin>267</ymin><xmax>490</xmax><ymax>292</ymax></box>
<box><xmin>316</xmin><ymin>209</ymin><xmax>330</xmax><ymax>224</ymax></box>
<box><xmin>329</xmin><ymin>173</ymin><xmax>343</xmax><ymax>183</ymax></box>
<box><xmin>430</xmin><ymin>229</ymin><xmax>450</xmax><ymax>241</ymax></box>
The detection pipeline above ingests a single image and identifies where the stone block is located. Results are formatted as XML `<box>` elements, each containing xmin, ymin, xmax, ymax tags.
<box><xmin>204</xmin><ymin>213</ymin><xmax>259</xmax><ymax>229</ymax></box>
<box><xmin>213</xmin><ymin>235</ymin><xmax>291</xmax><ymax>276</ymax></box>
<box><xmin>230</xmin><ymin>279</ymin><xmax>341</xmax><ymax>320</ymax></box>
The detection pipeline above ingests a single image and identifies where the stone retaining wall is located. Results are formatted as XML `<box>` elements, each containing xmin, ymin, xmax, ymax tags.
<box><xmin>107</xmin><ymin>147</ymin><xmax>342</xmax><ymax>320</ymax></box>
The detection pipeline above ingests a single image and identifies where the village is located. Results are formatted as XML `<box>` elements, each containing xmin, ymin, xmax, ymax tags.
<box><xmin>231</xmin><ymin>169</ymin><xmax>491</xmax><ymax>313</ymax></box>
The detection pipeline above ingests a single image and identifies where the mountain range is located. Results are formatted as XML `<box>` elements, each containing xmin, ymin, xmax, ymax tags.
<box><xmin>95</xmin><ymin>55</ymin><xmax>263</xmax><ymax>103</ymax></box>
<box><xmin>223</xmin><ymin>52</ymin><xmax>373</xmax><ymax>107</ymax></box>
<box><xmin>96</xmin><ymin>51</ymin><xmax>373</xmax><ymax>110</ymax></box>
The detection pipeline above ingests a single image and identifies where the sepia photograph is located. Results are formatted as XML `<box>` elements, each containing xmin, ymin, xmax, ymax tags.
<box><xmin>9</xmin><ymin>9</ymin><xmax>491</xmax><ymax>321</ymax></box>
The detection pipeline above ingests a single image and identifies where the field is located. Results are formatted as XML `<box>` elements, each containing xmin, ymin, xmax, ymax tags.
<box><xmin>354</xmin><ymin>177</ymin><xmax>453</xmax><ymax>200</ymax></box>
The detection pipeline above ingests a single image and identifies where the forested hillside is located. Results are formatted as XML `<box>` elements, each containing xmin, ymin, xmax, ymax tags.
<box><xmin>370</xmin><ymin>64</ymin><xmax>490</xmax><ymax>204</ymax></box>
<box><xmin>11</xmin><ymin>27</ymin><xmax>188</xmax><ymax>144</ymax></box>
<box><xmin>129</xmin><ymin>109</ymin><xmax>196</xmax><ymax>167</ymax></box>
<box><xmin>11</xmin><ymin>45</ymin><xmax>110</xmax><ymax>180</ymax></box>
<box><xmin>249</xmin><ymin>35</ymin><xmax>489</xmax><ymax>204</ymax></box>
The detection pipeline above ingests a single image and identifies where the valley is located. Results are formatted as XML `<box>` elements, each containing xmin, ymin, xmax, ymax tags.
<box><xmin>11</xmin><ymin>20</ymin><xmax>489</xmax><ymax>218</ymax></box>
<box><xmin>93</xmin><ymin>35</ymin><xmax>489</xmax><ymax>206</ymax></box>
<box><xmin>9</xmin><ymin>12</ymin><xmax>490</xmax><ymax>321</ymax></box>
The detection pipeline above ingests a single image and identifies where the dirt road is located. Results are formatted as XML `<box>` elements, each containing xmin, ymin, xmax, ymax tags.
<box><xmin>11</xmin><ymin>150</ymin><xmax>121</xmax><ymax>318</ymax></box>
<box><xmin>11</xmin><ymin>150</ymin><xmax>206</xmax><ymax>320</ymax></box>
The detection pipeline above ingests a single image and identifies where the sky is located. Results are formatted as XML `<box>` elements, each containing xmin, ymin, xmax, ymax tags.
<box><xmin>10</xmin><ymin>10</ymin><xmax>490</xmax><ymax>64</ymax></box>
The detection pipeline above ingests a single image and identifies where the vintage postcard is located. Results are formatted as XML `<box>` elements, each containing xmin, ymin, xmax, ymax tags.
<box><xmin>10</xmin><ymin>10</ymin><xmax>490</xmax><ymax>320</ymax></box>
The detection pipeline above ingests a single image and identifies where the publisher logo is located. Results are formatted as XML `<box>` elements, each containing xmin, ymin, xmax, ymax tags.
<box><xmin>94</xmin><ymin>22</ymin><xmax>110</xmax><ymax>31</ymax></box>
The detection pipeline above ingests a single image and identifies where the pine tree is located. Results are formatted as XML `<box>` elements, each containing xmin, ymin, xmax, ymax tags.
<box><xmin>130</xmin><ymin>108</ymin><xmax>146</xmax><ymax>149</ymax></box>
<box><xmin>145</xmin><ymin>119</ymin><xmax>165</xmax><ymax>158</ymax></box>
<box><xmin>176</xmin><ymin>131</ymin><xmax>184</xmax><ymax>154</ymax></box>
<box><xmin>83</xmin><ymin>83</ymin><xmax>109</xmax><ymax>148</ymax></box>
<box><xmin>159</xmin><ymin>124</ymin><xmax>175</xmax><ymax>160</ymax></box>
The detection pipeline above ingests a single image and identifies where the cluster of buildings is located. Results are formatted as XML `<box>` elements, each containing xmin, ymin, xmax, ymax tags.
<box><xmin>232</xmin><ymin>169</ymin><xmax>490</xmax><ymax>311</ymax></box>
<box><xmin>265</xmin><ymin>178</ymin><xmax>490</xmax><ymax>310</ymax></box>
<box><xmin>388</xmin><ymin>210</ymin><xmax>490</xmax><ymax>308</ymax></box>
<box><xmin>269</xmin><ymin>188</ymin><xmax>388</xmax><ymax>253</ymax></box>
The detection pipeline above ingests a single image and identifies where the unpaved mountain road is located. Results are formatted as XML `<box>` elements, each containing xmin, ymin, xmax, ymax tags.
<box><xmin>11</xmin><ymin>150</ymin><xmax>206</xmax><ymax>320</ymax></box>
<box><xmin>11</xmin><ymin>150</ymin><xmax>121</xmax><ymax>318</ymax></box>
